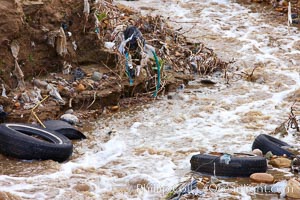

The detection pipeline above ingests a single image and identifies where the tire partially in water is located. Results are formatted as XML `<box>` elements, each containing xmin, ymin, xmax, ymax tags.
<box><xmin>190</xmin><ymin>153</ymin><xmax>267</xmax><ymax>177</ymax></box>
<box><xmin>252</xmin><ymin>134</ymin><xmax>294</xmax><ymax>157</ymax></box>
<box><xmin>0</xmin><ymin>123</ymin><xmax>73</xmax><ymax>162</ymax></box>
<box><xmin>43</xmin><ymin>120</ymin><xmax>86</xmax><ymax>140</ymax></box>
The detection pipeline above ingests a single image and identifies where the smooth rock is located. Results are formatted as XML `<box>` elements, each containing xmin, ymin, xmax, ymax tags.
<box><xmin>286</xmin><ymin>179</ymin><xmax>300</xmax><ymax>199</ymax></box>
<box><xmin>269</xmin><ymin>157</ymin><xmax>291</xmax><ymax>168</ymax></box>
<box><xmin>60</xmin><ymin>113</ymin><xmax>79</xmax><ymax>125</ymax></box>
<box><xmin>252</xmin><ymin>149</ymin><xmax>263</xmax><ymax>157</ymax></box>
<box><xmin>74</xmin><ymin>183</ymin><xmax>90</xmax><ymax>192</ymax></box>
<box><xmin>65</xmin><ymin>109</ymin><xmax>74</xmax><ymax>114</ymax></box>
<box><xmin>91</xmin><ymin>71</ymin><xmax>103</xmax><ymax>81</ymax></box>
<box><xmin>265</xmin><ymin>151</ymin><xmax>273</xmax><ymax>160</ymax></box>
<box><xmin>197</xmin><ymin>182</ymin><xmax>205</xmax><ymax>189</ymax></box>
<box><xmin>76</xmin><ymin>83</ymin><xmax>85</xmax><ymax>92</ymax></box>
<box><xmin>250</xmin><ymin>173</ymin><xmax>274</xmax><ymax>184</ymax></box>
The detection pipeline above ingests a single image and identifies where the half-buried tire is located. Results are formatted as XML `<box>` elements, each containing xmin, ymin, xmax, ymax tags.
<box><xmin>252</xmin><ymin>134</ymin><xmax>294</xmax><ymax>157</ymax></box>
<box><xmin>43</xmin><ymin>120</ymin><xmax>86</xmax><ymax>140</ymax></box>
<box><xmin>190</xmin><ymin>153</ymin><xmax>267</xmax><ymax>177</ymax></box>
<box><xmin>0</xmin><ymin>123</ymin><xmax>73</xmax><ymax>162</ymax></box>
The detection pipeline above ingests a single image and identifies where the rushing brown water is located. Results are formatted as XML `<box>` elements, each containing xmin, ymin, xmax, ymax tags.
<box><xmin>1</xmin><ymin>0</ymin><xmax>300</xmax><ymax>199</ymax></box>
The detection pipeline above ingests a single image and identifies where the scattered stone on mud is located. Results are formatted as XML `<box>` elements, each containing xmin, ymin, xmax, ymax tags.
<box><xmin>250</xmin><ymin>173</ymin><xmax>274</xmax><ymax>184</ymax></box>
<box><xmin>269</xmin><ymin>157</ymin><xmax>292</xmax><ymax>168</ymax></box>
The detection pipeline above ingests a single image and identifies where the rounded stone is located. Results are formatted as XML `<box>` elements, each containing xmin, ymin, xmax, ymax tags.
<box><xmin>250</xmin><ymin>173</ymin><xmax>274</xmax><ymax>184</ymax></box>
<box><xmin>91</xmin><ymin>72</ymin><xmax>103</xmax><ymax>81</ymax></box>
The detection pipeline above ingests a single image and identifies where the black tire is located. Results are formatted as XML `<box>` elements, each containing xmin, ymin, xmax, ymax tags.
<box><xmin>43</xmin><ymin>120</ymin><xmax>86</xmax><ymax>140</ymax></box>
<box><xmin>0</xmin><ymin>123</ymin><xmax>73</xmax><ymax>162</ymax></box>
<box><xmin>252</xmin><ymin>134</ymin><xmax>294</xmax><ymax>157</ymax></box>
<box><xmin>190</xmin><ymin>153</ymin><xmax>267</xmax><ymax>177</ymax></box>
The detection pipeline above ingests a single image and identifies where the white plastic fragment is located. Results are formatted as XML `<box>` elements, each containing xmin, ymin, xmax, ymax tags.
<box><xmin>32</xmin><ymin>78</ymin><xmax>48</xmax><ymax>88</ymax></box>
<box><xmin>104</xmin><ymin>42</ymin><xmax>115</xmax><ymax>49</ymax></box>
<box><xmin>63</xmin><ymin>61</ymin><xmax>72</xmax><ymax>75</ymax></box>
<box><xmin>33</xmin><ymin>86</ymin><xmax>43</xmax><ymax>100</ymax></box>
<box><xmin>118</xmin><ymin>33</ymin><xmax>134</xmax><ymax>55</ymax></box>
<box><xmin>272</xmin><ymin>180</ymin><xmax>287</xmax><ymax>198</ymax></box>
<box><xmin>10</xmin><ymin>41</ymin><xmax>20</xmax><ymax>59</ymax></box>
<box><xmin>83</xmin><ymin>0</ymin><xmax>90</xmax><ymax>14</ymax></box>
<box><xmin>60</xmin><ymin>113</ymin><xmax>79</xmax><ymax>125</ymax></box>
<box><xmin>220</xmin><ymin>154</ymin><xmax>231</xmax><ymax>165</ymax></box>
<box><xmin>72</xmin><ymin>41</ymin><xmax>77</xmax><ymax>51</ymax></box>
<box><xmin>143</xmin><ymin>44</ymin><xmax>156</xmax><ymax>57</ymax></box>
<box><xmin>47</xmin><ymin>84</ymin><xmax>65</xmax><ymax>105</ymax></box>
<box><xmin>21</xmin><ymin>91</ymin><xmax>30</xmax><ymax>103</ymax></box>
<box><xmin>1</xmin><ymin>84</ymin><xmax>7</xmax><ymax>98</ymax></box>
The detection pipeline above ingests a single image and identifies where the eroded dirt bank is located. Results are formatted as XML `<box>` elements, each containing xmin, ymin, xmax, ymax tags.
<box><xmin>0</xmin><ymin>0</ymin><xmax>228</xmax><ymax>125</ymax></box>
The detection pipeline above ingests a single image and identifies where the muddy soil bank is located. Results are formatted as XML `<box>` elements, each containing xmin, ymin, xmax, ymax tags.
<box><xmin>0</xmin><ymin>0</ymin><xmax>229</xmax><ymax>125</ymax></box>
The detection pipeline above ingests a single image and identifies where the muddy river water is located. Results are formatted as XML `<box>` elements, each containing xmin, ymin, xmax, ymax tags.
<box><xmin>1</xmin><ymin>0</ymin><xmax>300</xmax><ymax>199</ymax></box>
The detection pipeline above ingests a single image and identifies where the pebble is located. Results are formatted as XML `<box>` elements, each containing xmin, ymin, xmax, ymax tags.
<box><xmin>91</xmin><ymin>72</ymin><xmax>103</xmax><ymax>81</ymax></box>
<box><xmin>74</xmin><ymin>183</ymin><xmax>90</xmax><ymax>192</ymax></box>
<box><xmin>286</xmin><ymin>179</ymin><xmax>300</xmax><ymax>199</ymax></box>
<box><xmin>60</xmin><ymin>113</ymin><xmax>79</xmax><ymax>125</ymax></box>
<box><xmin>252</xmin><ymin>149</ymin><xmax>263</xmax><ymax>157</ymax></box>
<box><xmin>265</xmin><ymin>151</ymin><xmax>273</xmax><ymax>160</ymax></box>
<box><xmin>269</xmin><ymin>157</ymin><xmax>291</xmax><ymax>168</ymax></box>
<box><xmin>65</xmin><ymin>109</ymin><xmax>74</xmax><ymax>114</ymax></box>
<box><xmin>250</xmin><ymin>173</ymin><xmax>274</xmax><ymax>184</ymax></box>
<box><xmin>110</xmin><ymin>105</ymin><xmax>119</xmax><ymax>111</ymax></box>
<box><xmin>76</xmin><ymin>83</ymin><xmax>85</xmax><ymax>92</ymax></box>
<box><xmin>197</xmin><ymin>182</ymin><xmax>205</xmax><ymax>189</ymax></box>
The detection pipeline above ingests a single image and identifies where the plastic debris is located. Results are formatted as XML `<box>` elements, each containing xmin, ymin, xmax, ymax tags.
<box><xmin>47</xmin><ymin>84</ymin><xmax>65</xmax><ymax>105</ymax></box>
<box><xmin>220</xmin><ymin>154</ymin><xmax>231</xmax><ymax>165</ymax></box>
<box><xmin>60</xmin><ymin>113</ymin><xmax>79</xmax><ymax>125</ymax></box>
<box><xmin>72</xmin><ymin>67</ymin><xmax>86</xmax><ymax>81</ymax></box>
<box><xmin>32</xmin><ymin>78</ymin><xmax>48</xmax><ymax>88</ymax></box>
<box><xmin>1</xmin><ymin>84</ymin><xmax>8</xmax><ymax>98</ymax></box>
<box><xmin>83</xmin><ymin>0</ymin><xmax>90</xmax><ymax>15</ymax></box>
<box><xmin>56</xmin><ymin>27</ymin><xmax>68</xmax><ymax>56</ymax></box>
<box><xmin>10</xmin><ymin>41</ymin><xmax>20</xmax><ymax>59</ymax></box>
<box><xmin>104</xmin><ymin>42</ymin><xmax>115</xmax><ymax>49</ymax></box>
<box><xmin>83</xmin><ymin>0</ymin><xmax>90</xmax><ymax>32</ymax></box>
<box><xmin>143</xmin><ymin>44</ymin><xmax>156</xmax><ymax>57</ymax></box>
<box><xmin>63</xmin><ymin>62</ymin><xmax>72</xmax><ymax>75</ymax></box>
<box><xmin>31</xmin><ymin>41</ymin><xmax>36</xmax><ymax>49</ymax></box>
<box><xmin>118</xmin><ymin>33</ymin><xmax>134</xmax><ymax>55</ymax></box>
<box><xmin>172</xmin><ymin>179</ymin><xmax>198</xmax><ymax>200</ymax></box>
<box><xmin>72</xmin><ymin>41</ymin><xmax>77</xmax><ymax>51</ymax></box>
<box><xmin>272</xmin><ymin>180</ymin><xmax>287</xmax><ymax>198</ymax></box>
<box><xmin>123</xmin><ymin>26</ymin><xmax>145</xmax><ymax>51</ymax></box>
<box><xmin>21</xmin><ymin>91</ymin><xmax>30</xmax><ymax>103</ymax></box>
<box><xmin>33</xmin><ymin>86</ymin><xmax>43</xmax><ymax>100</ymax></box>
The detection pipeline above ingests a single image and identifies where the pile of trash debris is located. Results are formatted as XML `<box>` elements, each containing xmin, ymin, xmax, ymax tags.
<box><xmin>0</xmin><ymin>0</ymin><xmax>230</xmax><ymax>124</ymax></box>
